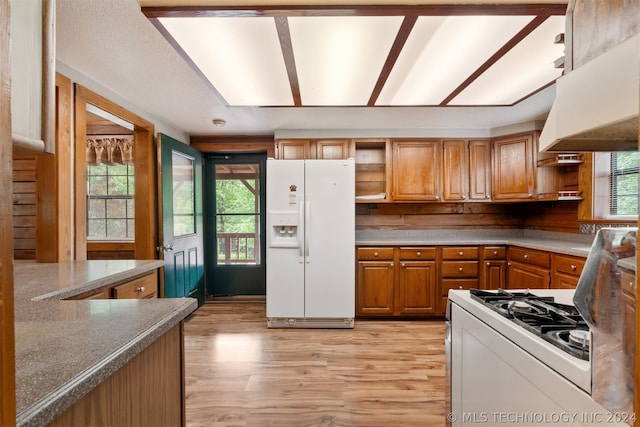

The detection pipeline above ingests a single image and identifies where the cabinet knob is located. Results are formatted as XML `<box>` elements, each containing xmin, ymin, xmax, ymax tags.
<box><xmin>401</xmin><ymin>262</ymin><xmax>406</xmax><ymax>267</ymax></box>
<box><xmin>458</xmin><ymin>286</ymin><xmax>463</xmax><ymax>289</ymax></box>
<box><xmin>493</xmin><ymin>251</ymin><xmax>498</xmax><ymax>256</ymax></box>
<box><xmin>373</xmin><ymin>252</ymin><xmax>379</xmax><ymax>257</ymax></box>
<box><xmin>570</xmin><ymin>264</ymin><xmax>577</xmax><ymax>271</ymax></box>
<box><xmin>458</xmin><ymin>251</ymin><xmax>464</xmax><ymax>256</ymax></box>
<box><xmin>390</xmin><ymin>261</ymin><xmax>394</xmax><ymax>267</ymax></box>
<box><xmin>435</xmin><ymin>196</ymin><xmax>440</xmax><ymax>200</ymax></box>
<box><xmin>524</xmin><ymin>254</ymin><xmax>529</xmax><ymax>260</ymax></box>
<box><xmin>630</xmin><ymin>281</ymin><xmax>635</xmax><ymax>290</ymax></box>
<box><xmin>508</xmin><ymin>262</ymin><xmax>512</xmax><ymax>267</ymax></box>
<box><xmin>136</xmin><ymin>286</ymin><xmax>145</xmax><ymax>293</ymax></box>
<box><xmin>528</xmin><ymin>193</ymin><xmax>533</xmax><ymax>198</ymax></box>
<box><xmin>458</xmin><ymin>267</ymin><xmax>464</xmax><ymax>272</ymax></box>
<box><xmin>486</xmin><ymin>262</ymin><xmax>491</xmax><ymax>266</ymax></box>
<box><xmin>416</xmin><ymin>251</ymin><xmax>422</xmax><ymax>257</ymax></box>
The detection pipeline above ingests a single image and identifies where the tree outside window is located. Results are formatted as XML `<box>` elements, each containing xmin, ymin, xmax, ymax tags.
<box><xmin>87</xmin><ymin>163</ymin><xmax>135</xmax><ymax>240</ymax></box>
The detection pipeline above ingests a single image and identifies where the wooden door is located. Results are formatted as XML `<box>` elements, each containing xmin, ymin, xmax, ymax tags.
<box><xmin>392</xmin><ymin>140</ymin><xmax>441</xmax><ymax>201</ymax></box>
<box><xmin>276</xmin><ymin>140</ymin><xmax>311</xmax><ymax>159</ymax></box>
<box><xmin>468</xmin><ymin>139</ymin><xmax>491</xmax><ymax>201</ymax></box>
<box><xmin>398</xmin><ymin>260</ymin><xmax>437</xmax><ymax>315</ymax></box>
<box><xmin>158</xmin><ymin>134</ymin><xmax>205</xmax><ymax>306</ymax></box>
<box><xmin>442</xmin><ymin>140</ymin><xmax>467</xmax><ymax>202</ymax></box>
<box><xmin>492</xmin><ymin>133</ymin><xmax>536</xmax><ymax>201</ymax></box>
<box><xmin>356</xmin><ymin>261</ymin><xmax>395</xmax><ymax>316</ymax></box>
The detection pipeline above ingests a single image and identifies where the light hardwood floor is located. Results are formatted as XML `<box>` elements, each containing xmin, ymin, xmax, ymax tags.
<box><xmin>184</xmin><ymin>302</ymin><xmax>446</xmax><ymax>427</ymax></box>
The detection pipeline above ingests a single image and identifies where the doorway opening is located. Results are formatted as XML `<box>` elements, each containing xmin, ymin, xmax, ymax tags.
<box><xmin>204</xmin><ymin>153</ymin><xmax>266</xmax><ymax>297</ymax></box>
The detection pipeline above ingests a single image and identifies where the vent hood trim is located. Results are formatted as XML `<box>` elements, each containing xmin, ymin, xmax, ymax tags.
<box><xmin>539</xmin><ymin>34</ymin><xmax>639</xmax><ymax>152</ymax></box>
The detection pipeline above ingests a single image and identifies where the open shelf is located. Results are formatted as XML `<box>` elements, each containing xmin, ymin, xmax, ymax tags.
<box><xmin>537</xmin><ymin>153</ymin><xmax>584</xmax><ymax>167</ymax></box>
<box><xmin>355</xmin><ymin>140</ymin><xmax>388</xmax><ymax>202</ymax></box>
<box><xmin>538</xmin><ymin>190</ymin><xmax>583</xmax><ymax>201</ymax></box>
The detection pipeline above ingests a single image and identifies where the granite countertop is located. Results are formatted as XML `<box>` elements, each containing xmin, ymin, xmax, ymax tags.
<box><xmin>355</xmin><ymin>229</ymin><xmax>595</xmax><ymax>257</ymax></box>
<box><xmin>13</xmin><ymin>260</ymin><xmax>198</xmax><ymax>427</ymax></box>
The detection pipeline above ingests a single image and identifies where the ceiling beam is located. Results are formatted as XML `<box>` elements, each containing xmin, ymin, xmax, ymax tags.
<box><xmin>367</xmin><ymin>15</ymin><xmax>417</xmax><ymax>107</ymax></box>
<box><xmin>274</xmin><ymin>17</ymin><xmax>302</xmax><ymax>106</ymax></box>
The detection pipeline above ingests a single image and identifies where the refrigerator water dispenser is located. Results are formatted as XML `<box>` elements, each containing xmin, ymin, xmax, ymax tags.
<box><xmin>268</xmin><ymin>211</ymin><xmax>300</xmax><ymax>248</ymax></box>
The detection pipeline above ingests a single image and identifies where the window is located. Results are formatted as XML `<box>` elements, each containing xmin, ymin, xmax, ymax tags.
<box><xmin>87</xmin><ymin>163</ymin><xmax>135</xmax><ymax>240</ymax></box>
<box><xmin>593</xmin><ymin>152</ymin><xmax>639</xmax><ymax>220</ymax></box>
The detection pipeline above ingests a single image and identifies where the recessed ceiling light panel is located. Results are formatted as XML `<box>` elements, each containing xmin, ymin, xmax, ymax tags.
<box><xmin>159</xmin><ymin>16</ymin><xmax>293</xmax><ymax>106</ymax></box>
<box><xmin>377</xmin><ymin>15</ymin><xmax>534</xmax><ymax>106</ymax></box>
<box><xmin>288</xmin><ymin>16</ymin><xmax>403</xmax><ymax>106</ymax></box>
<box><xmin>449</xmin><ymin>16</ymin><xmax>565</xmax><ymax>105</ymax></box>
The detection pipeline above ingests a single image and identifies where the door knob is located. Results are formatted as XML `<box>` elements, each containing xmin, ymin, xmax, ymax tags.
<box><xmin>157</xmin><ymin>243</ymin><xmax>174</xmax><ymax>252</ymax></box>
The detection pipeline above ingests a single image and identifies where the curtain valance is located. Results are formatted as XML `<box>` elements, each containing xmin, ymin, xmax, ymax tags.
<box><xmin>86</xmin><ymin>136</ymin><xmax>134</xmax><ymax>165</ymax></box>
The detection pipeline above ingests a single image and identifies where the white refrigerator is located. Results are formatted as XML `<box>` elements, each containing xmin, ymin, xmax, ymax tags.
<box><xmin>266</xmin><ymin>158</ymin><xmax>355</xmax><ymax>328</ymax></box>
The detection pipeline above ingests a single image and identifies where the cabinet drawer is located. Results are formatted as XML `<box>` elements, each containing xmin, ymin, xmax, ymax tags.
<box><xmin>442</xmin><ymin>247</ymin><xmax>478</xmax><ymax>260</ymax></box>
<box><xmin>399</xmin><ymin>247</ymin><xmax>436</xmax><ymax>260</ymax></box>
<box><xmin>441</xmin><ymin>279</ymin><xmax>479</xmax><ymax>297</ymax></box>
<box><xmin>441</xmin><ymin>261</ymin><xmax>478</xmax><ymax>277</ymax></box>
<box><xmin>113</xmin><ymin>272</ymin><xmax>158</xmax><ymax>299</ymax></box>
<box><xmin>508</xmin><ymin>247</ymin><xmax>550</xmax><ymax>268</ymax></box>
<box><xmin>357</xmin><ymin>247</ymin><xmax>394</xmax><ymax>260</ymax></box>
<box><xmin>554</xmin><ymin>254</ymin><xmax>585</xmax><ymax>277</ymax></box>
<box><xmin>483</xmin><ymin>246</ymin><xmax>506</xmax><ymax>259</ymax></box>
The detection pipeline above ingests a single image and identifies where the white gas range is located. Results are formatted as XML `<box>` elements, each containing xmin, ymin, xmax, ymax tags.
<box><xmin>446</xmin><ymin>288</ymin><xmax>632</xmax><ymax>427</ymax></box>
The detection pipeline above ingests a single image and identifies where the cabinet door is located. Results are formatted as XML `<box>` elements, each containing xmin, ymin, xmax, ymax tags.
<box><xmin>507</xmin><ymin>262</ymin><xmax>549</xmax><ymax>289</ymax></box>
<box><xmin>468</xmin><ymin>139</ymin><xmax>491</xmax><ymax>201</ymax></box>
<box><xmin>483</xmin><ymin>260</ymin><xmax>506</xmax><ymax>290</ymax></box>
<box><xmin>316</xmin><ymin>139</ymin><xmax>351</xmax><ymax>159</ymax></box>
<box><xmin>398</xmin><ymin>260</ymin><xmax>437</xmax><ymax>315</ymax></box>
<box><xmin>442</xmin><ymin>140</ymin><xmax>467</xmax><ymax>202</ymax></box>
<box><xmin>492</xmin><ymin>133</ymin><xmax>536</xmax><ymax>201</ymax></box>
<box><xmin>357</xmin><ymin>260</ymin><xmax>395</xmax><ymax>316</ymax></box>
<box><xmin>392</xmin><ymin>140</ymin><xmax>441</xmax><ymax>201</ymax></box>
<box><xmin>276</xmin><ymin>140</ymin><xmax>312</xmax><ymax>159</ymax></box>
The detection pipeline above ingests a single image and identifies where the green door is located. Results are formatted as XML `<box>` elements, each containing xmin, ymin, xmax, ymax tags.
<box><xmin>204</xmin><ymin>154</ymin><xmax>266</xmax><ymax>296</ymax></box>
<box><xmin>158</xmin><ymin>134</ymin><xmax>205</xmax><ymax>306</ymax></box>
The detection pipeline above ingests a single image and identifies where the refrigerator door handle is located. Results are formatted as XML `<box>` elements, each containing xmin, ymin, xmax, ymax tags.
<box><xmin>298</xmin><ymin>202</ymin><xmax>304</xmax><ymax>263</ymax></box>
<box><xmin>305</xmin><ymin>200</ymin><xmax>311</xmax><ymax>263</ymax></box>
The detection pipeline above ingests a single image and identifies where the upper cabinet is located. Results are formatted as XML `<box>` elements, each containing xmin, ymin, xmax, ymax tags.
<box><xmin>392</xmin><ymin>140</ymin><xmax>441</xmax><ymax>201</ymax></box>
<box><xmin>355</xmin><ymin>139</ymin><xmax>390</xmax><ymax>203</ymax></box>
<box><xmin>468</xmin><ymin>139</ymin><xmax>492</xmax><ymax>201</ymax></box>
<box><xmin>442</xmin><ymin>140</ymin><xmax>467</xmax><ymax>202</ymax></box>
<box><xmin>275</xmin><ymin>139</ymin><xmax>353</xmax><ymax>160</ymax></box>
<box><xmin>491</xmin><ymin>132</ymin><xmax>537</xmax><ymax>201</ymax></box>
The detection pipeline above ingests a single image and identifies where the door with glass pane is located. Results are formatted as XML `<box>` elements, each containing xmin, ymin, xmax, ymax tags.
<box><xmin>204</xmin><ymin>154</ymin><xmax>266</xmax><ymax>296</ymax></box>
<box><xmin>158</xmin><ymin>134</ymin><xmax>205</xmax><ymax>306</ymax></box>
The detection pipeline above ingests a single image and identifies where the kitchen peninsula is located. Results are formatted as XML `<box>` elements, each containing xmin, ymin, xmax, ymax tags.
<box><xmin>13</xmin><ymin>260</ymin><xmax>197</xmax><ymax>427</ymax></box>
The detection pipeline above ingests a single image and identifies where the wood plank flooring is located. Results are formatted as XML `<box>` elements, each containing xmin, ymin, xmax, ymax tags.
<box><xmin>184</xmin><ymin>302</ymin><xmax>446</xmax><ymax>427</ymax></box>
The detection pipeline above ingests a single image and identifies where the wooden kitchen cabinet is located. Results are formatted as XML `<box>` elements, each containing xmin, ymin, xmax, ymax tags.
<box><xmin>468</xmin><ymin>139</ymin><xmax>492</xmax><ymax>201</ymax></box>
<box><xmin>275</xmin><ymin>138</ymin><xmax>353</xmax><ymax>160</ymax></box>
<box><xmin>551</xmin><ymin>253</ymin><xmax>585</xmax><ymax>289</ymax></box>
<box><xmin>491</xmin><ymin>132</ymin><xmax>537</xmax><ymax>201</ymax></box>
<box><xmin>398</xmin><ymin>248</ymin><xmax>437</xmax><ymax>315</ymax></box>
<box><xmin>391</xmin><ymin>140</ymin><xmax>441</xmax><ymax>201</ymax></box>
<box><xmin>481</xmin><ymin>246</ymin><xmax>506</xmax><ymax>290</ymax></box>
<box><xmin>439</xmin><ymin>246</ymin><xmax>479</xmax><ymax>313</ymax></box>
<box><xmin>507</xmin><ymin>246</ymin><xmax>550</xmax><ymax>289</ymax></box>
<box><xmin>66</xmin><ymin>270</ymin><xmax>159</xmax><ymax>300</ymax></box>
<box><xmin>356</xmin><ymin>248</ymin><xmax>395</xmax><ymax>316</ymax></box>
<box><xmin>354</xmin><ymin>139</ymin><xmax>390</xmax><ymax>202</ymax></box>
<box><xmin>442</xmin><ymin>139</ymin><xmax>467</xmax><ymax>202</ymax></box>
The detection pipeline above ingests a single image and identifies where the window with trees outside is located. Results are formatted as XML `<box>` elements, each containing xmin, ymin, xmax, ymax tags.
<box><xmin>593</xmin><ymin>151</ymin><xmax>639</xmax><ymax>220</ymax></box>
<box><xmin>87</xmin><ymin>163</ymin><xmax>135</xmax><ymax>240</ymax></box>
<box><xmin>215</xmin><ymin>164</ymin><xmax>260</xmax><ymax>265</ymax></box>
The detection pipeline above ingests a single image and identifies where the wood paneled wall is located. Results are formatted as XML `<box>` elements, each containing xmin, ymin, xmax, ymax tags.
<box><xmin>355</xmin><ymin>203</ymin><xmax>526</xmax><ymax>230</ymax></box>
<box><xmin>12</xmin><ymin>155</ymin><xmax>36</xmax><ymax>259</ymax></box>
<box><xmin>521</xmin><ymin>201</ymin><xmax>581</xmax><ymax>234</ymax></box>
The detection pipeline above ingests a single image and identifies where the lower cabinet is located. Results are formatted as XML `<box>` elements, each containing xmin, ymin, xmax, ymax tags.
<box><xmin>507</xmin><ymin>247</ymin><xmax>550</xmax><ymax>289</ymax></box>
<box><xmin>551</xmin><ymin>253</ymin><xmax>585</xmax><ymax>289</ymax></box>
<box><xmin>398</xmin><ymin>247</ymin><xmax>437</xmax><ymax>315</ymax></box>
<box><xmin>482</xmin><ymin>246</ymin><xmax>506</xmax><ymax>290</ymax></box>
<box><xmin>66</xmin><ymin>270</ymin><xmax>159</xmax><ymax>300</ymax></box>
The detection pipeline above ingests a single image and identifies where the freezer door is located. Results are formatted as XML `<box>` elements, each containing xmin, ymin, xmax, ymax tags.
<box><xmin>266</xmin><ymin>159</ymin><xmax>305</xmax><ymax>318</ymax></box>
<box><xmin>304</xmin><ymin>159</ymin><xmax>355</xmax><ymax>318</ymax></box>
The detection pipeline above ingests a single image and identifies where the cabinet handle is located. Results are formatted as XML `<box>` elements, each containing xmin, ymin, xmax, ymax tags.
<box><xmin>528</xmin><ymin>193</ymin><xmax>533</xmax><ymax>198</ymax></box>
<box><xmin>570</xmin><ymin>264</ymin><xmax>577</xmax><ymax>271</ymax></box>
<box><xmin>486</xmin><ymin>262</ymin><xmax>491</xmax><ymax>266</ymax></box>
<box><xmin>458</xmin><ymin>267</ymin><xmax>464</xmax><ymax>272</ymax></box>
<box><xmin>390</xmin><ymin>262</ymin><xmax>394</xmax><ymax>267</ymax></box>
<box><xmin>136</xmin><ymin>286</ymin><xmax>145</xmax><ymax>293</ymax></box>
<box><xmin>524</xmin><ymin>254</ymin><xmax>529</xmax><ymax>260</ymax></box>
<box><xmin>458</xmin><ymin>251</ymin><xmax>464</xmax><ymax>256</ymax></box>
<box><xmin>416</xmin><ymin>251</ymin><xmax>422</xmax><ymax>257</ymax></box>
<box><xmin>458</xmin><ymin>286</ymin><xmax>463</xmax><ymax>289</ymax></box>
<box><xmin>435</xmin><ymin>196</ymin><xmax>440</xmax><ymax>200</ymax></box>
<box><xmin>493</xmin><ymin>251</ymin><xmax>498</xmax><ymax>256</ymax></box>
<box><xmin>401</xmin><ymin>262</ymin><xmax>406</xmax><ymax>267</ymax></box>
<box><xmin>508</xmin><ymin>262</ymin><xmax>512</xmax><ymax>267</ymax></box>
<box><xmin>373</xmin><ymin>252</ymin><xmax>379</xmax><ymax>257</ymax></box>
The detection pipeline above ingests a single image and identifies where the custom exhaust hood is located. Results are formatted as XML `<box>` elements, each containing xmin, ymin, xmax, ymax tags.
<box><xmin>539</xmin><ymin>34</ymin><xmax>639</xmax><ymax>152</ymax></box>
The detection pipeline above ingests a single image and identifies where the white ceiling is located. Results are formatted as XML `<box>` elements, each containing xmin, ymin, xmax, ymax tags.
<box><xmin>55</xmin><ymin>0</ymin><xmax>568</xmax><ymax>139</ymax></box>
